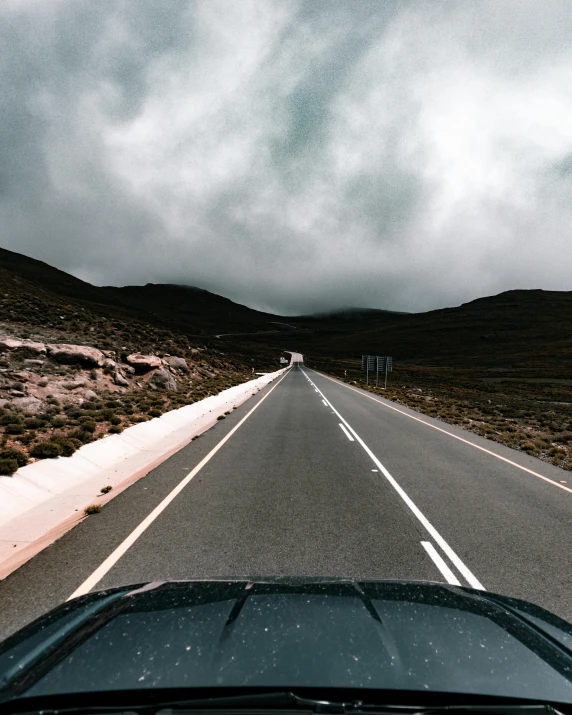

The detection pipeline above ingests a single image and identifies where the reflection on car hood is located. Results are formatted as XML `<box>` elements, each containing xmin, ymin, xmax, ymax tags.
<box><xmin>1</xmin><ymin>579</ymin><xmax>572</xmax><ymax>705</ymax></box>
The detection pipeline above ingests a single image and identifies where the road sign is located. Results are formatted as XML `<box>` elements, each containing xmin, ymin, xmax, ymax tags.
<box><xmin>361</xmin><ymin>355</ymin><xmax>393</xmax><ymax>387</ymax></box>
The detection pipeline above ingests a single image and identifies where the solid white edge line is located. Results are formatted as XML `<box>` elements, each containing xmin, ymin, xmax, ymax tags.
<box><xmin>311</xmin><ymin>370</ymin><xmax>572</xmax><ymax>496</ymax></box>
<box><xmin>421</xmin><ymin>541</ymin><xmax>461</xmax><ymax>586</ymax></box>
<box><xmin>339</xmin><ymin>423</ymin><xmax>355</xmax><ymax>441</ymax></box>
<box><xmin>67</xmin><ymin>369</ymin><xmax>292</xmax><ymax>601</ymax></box>
<box><xmin>302</xmin><ymin>369</ymin><xmax>485</xmax><ymax>591</ymax></box>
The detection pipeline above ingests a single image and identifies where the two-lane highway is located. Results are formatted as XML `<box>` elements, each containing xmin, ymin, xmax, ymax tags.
<box><xmin>306</xmin><ymin>368</ymin><xmax>572</xmax><ymax>616</ymax></box>
<box><xmin>0</xmin><ymin>362</ymin><xmax>570</xmax><ymax>639</ymax></box>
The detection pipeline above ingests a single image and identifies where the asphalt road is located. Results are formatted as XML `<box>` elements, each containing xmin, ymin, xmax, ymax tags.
<box><xmin>0</xmin><ymin>363</ymin><xmax>570</xmax><ymax>640</ymax></box>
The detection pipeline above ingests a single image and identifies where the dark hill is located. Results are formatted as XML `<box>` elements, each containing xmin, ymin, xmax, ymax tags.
<box><xmin>290</xmin><ymin>288</ymin><xmax>572</xmax><ymax>371</ymax></box>
<box><xmin>300</xmin><ymin>307</ymin><xmax>409</xmax><ymax>322</ymax></box>
<box><xmin>106</xmin><ymin>283</ymin><xmax>292</xmax><ymax>335</ymax></box>
<box><xmin>0</xmin><ymin>247</ymin><xmax>292</xmax><ymax>336</ymax></box>
<box><xmin>0</xmin><ymin>247</ymin><xmax>109</xmax><ymax>305</ymax></box>
<box><xmin>2</xmin><ymin>246</ymin><xmax>570</xmax><ymax>372</ymax></box>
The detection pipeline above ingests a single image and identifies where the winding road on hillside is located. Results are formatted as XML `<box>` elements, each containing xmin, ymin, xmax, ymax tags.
<box><xmin>0</xmin><ymin>356</ymin><xmax>571</xmax><ymax>638</ymax></box>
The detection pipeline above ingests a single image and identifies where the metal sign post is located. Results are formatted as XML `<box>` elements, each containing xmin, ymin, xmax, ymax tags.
<box><xmin>384</xmin><ymin>357</ymin><xmax>392</xmax><ymax>389</ymax></box>
<box><xmin>362</xmin><ymin>355</ymin><xmax>392</xmax><ymax>389</ymax></box>
<box><xmin>375</xmin><ymin>356</ymin><xmax>385</xmax><ymax>387</ymax></box>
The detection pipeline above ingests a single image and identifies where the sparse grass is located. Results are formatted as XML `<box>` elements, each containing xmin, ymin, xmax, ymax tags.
<box><xmin>30</xmin><ymin>441</ymin><xmax>63</xmax><ymax>459</ymax></box>
<box><xmin>0</xmin><ymin>448</ymin><xmax>28</xmax><ymax>467</ymax></box>
<box><xmin>78</xmin><ymin>419</ymin><xmax>96</xmax><ymax>433</ymax></box>
<box><xmin>100</xmin><ymin>485</ymin><xmax>112</xmax><ymax>494</ymax></box>
<box><xmin>23</xmin><ymin>417</ymin><xmax>43</xmax><ymax>429</ymax></box>
<box><xmin>84</xmin><ymin>504</ymin><xmax>101</xmax><ymax>515</ymax></box>
<box><xmin>52</xmin><ymin>437</ymin><xmax>81</xmax><ymax>457</ymax></box>
<box><xmin>0</xmin><ymin>458</ymin><xmax>19</xmax><ymax>475</ymax></box>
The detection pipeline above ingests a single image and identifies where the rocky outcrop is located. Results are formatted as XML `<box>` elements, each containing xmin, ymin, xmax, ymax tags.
<box><xmin>47</xmin><ymin>344</ymin><xmax>104</xmax><ymax>367</ymax></box>
<box><xmin>0</xmin><ymin>337</ymin><xmax>46</xmax><ymax>356</ymax></box>
<box><xmin>149</xmin><ymin>369</ymin><xmax>177</xmax><ymax>391</ymax></box>
<box><xmin>0</xmin><ymin>337</ymin><xmax>21</xmax><ymax>350</ymax></box>
<box><xmin>62</xmin><ymin>379</ymin><xmax>88</xmax><ymax>391</ymax></box>
<box><xmin>126</xmin><ymin>353</ymin><xmax>162</xmax><ymax>372</ymax></box>
<box><xmin>165</xmin><ymin>356</ymin><xmax>189</xmax><ymax>372</ymax></box>
<box><xmin>113</xmin><ymin>371</ymin><xmax>129</xmax><ymax>387</ymax></box>
<box><xmin>11</xmin><ymin>396</ymin><xmax>43</xmax><ymax>413</ymax></box>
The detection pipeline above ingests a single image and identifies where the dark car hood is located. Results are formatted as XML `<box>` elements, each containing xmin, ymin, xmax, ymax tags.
<box><xmin>1</xmin><ymin>579</ymin><xmax>572</xmax><ymax>706</ymax></box>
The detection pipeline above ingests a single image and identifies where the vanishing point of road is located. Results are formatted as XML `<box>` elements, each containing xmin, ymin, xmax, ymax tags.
<box><xmin>1</xmin><ymin>357</ymin><xmax>570</xmax><ymax>638</ymax></box>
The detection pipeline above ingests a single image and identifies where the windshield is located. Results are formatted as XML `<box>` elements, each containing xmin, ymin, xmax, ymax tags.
<box><xmin>0</xmin><ymin>0</ymin><xmax>571</xmax><ymax>708</ymax></box>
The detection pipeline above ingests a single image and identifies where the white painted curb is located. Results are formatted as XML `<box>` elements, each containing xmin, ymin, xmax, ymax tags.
<box><xmin>0</xmin><ymin>367</ymin><xmax>288</xmax><ymax>578</ymax></box>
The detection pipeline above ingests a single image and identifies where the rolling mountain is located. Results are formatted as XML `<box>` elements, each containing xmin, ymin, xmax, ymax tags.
<box><xmin>106</xmin><ymin>283</ymin><xmax>289</xmax><ymax>336</ymax></box>
<box><xmin>0</xmin><ymin>247</ymin><xmax>289</xmax><ymax>337</ymax></box>
<box><xmin>1</xmin><ymin>246</ymin><xmax>571</xmax><ymax>373</ymax></box>
<box><xmin>292</xmin><ymin>289</ymin><xmax>572</xmax><ymax>371</ymax></box>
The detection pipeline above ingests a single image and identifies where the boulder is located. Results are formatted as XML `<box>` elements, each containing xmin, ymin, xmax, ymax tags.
<box><xmin>47</xmin><ymin>344</ymin><xmax>104</xmax><ymax>367</ymax></box>
<box><xmin>148</xmin><ymin>369</ymin><xmax>177</xmax><ymax>391</ymax></box>
<box><xmin>103</xmin><ymin>358</ymin><xmax>117</xmax><ymax>370</ymax></box>
<box><xmin>84</xmin><ymin>389</ymin><xmax>98</xmax><ymax>400</ymax></box>
<box><xmin>11</xmin><ymin>396</ymin><xmax>43</xmax><ymax>413</ymax></box>
<box><xmin>24</xmin><ymin>359</ymin><xmax>44</xmax><ymax>366</ymax></box>
<box><xmin>10</xmin><ymin>372</ymin><xmax>29</xmax><ymax>381</ymax></box>
<box><xmin>0</xmin><ymin>337</ymin><xmax>21</xmax><ymax>350</ymax></box>
<box><xmin>126</xmin><ymin>353</ymin><xmax>162</xmax><ymax>372</ymax></box>
<box><xmin>114</xmin><ymin>371</ymin><xmax>129</xmax><ymax>387</ymax></box>
<box><xmin>165</xmin><ymin>356</ymin><xmax>189</xmax><ymax>372</ymax></box>
<box><xmin>19</xmin><ymin>340</ymin><xmax>46</xmax><ymax>357</ymax></box>
<box><xmin>62</xmin><ymin>379</ymin><xmax>88</xmax><ymax>391</ymax></box>
<box><xmin>122</xmin><ymin>364</ymin><xmax>135</xmax><ymax>375</ymax></box>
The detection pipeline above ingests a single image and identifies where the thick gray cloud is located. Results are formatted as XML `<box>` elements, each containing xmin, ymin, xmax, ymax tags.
<box><xmin>1</xmin><ymin>0</ymin><xmax>571</xmax><ymax>314</ymax></box>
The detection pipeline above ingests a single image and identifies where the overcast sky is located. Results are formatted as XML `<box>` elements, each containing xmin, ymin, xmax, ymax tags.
<box><xmin>1</xmin><ymin>1</ymin><xmax>571</xmax><ymax>315</ymax></box>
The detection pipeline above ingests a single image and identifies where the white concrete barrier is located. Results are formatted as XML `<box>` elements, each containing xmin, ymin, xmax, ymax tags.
<box><xmin>0</xmin><ymin>367</ymin><xmax>288</xmax><ymax>579</ymax></box>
